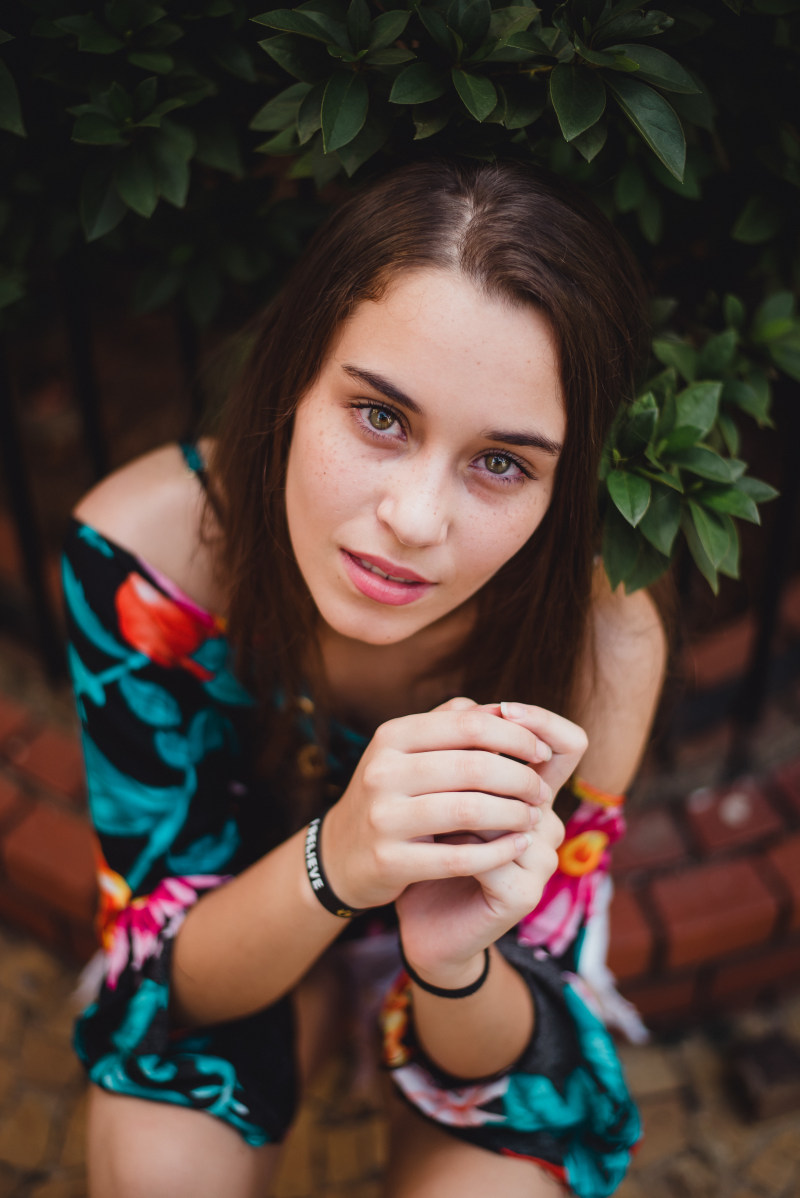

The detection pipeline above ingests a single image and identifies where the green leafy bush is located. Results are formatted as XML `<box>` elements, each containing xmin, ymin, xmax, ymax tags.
<box><xmin>1</xmin><ymin>0</ymin><xmax>797</xmax><ymax>592</ymax></box>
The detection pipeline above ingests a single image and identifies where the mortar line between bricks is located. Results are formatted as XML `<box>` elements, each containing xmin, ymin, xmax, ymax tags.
<box><xmin>766</xmin><ymin>775</ymin><xmax>800</xmax><ymax>832</ymax></box>
<box><xmin>750</xmin><ymin>852</ymin><xmax>794</xmax><ymax>941</ymax></box>
<box><xmin>629</xmin><ymin>880</ymin><xmax>669</xmax><ymax>977</ymax></box>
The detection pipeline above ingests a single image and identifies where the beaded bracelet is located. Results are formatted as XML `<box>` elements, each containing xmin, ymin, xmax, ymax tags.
<box><xmin>304</xmin><ymin>815</ymin><xmax>364</xmax><ymax>919</ymax></box>
<box><xmin>399</xmin><ymin>939</ymin><xmax>491</xmax><ymax>999</ymax></box>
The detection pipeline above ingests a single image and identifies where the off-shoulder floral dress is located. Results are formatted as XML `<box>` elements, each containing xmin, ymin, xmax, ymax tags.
<box><xmin>63</xmin><ymin>446</ymin><xmax>644</xmax><ymax>1198</ymax></box>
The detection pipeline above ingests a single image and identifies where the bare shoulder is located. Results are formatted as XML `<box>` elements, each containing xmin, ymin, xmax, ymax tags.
<box><xmin>573</xmin><ymin>568</ymin><xmax>667</xmax><ymax>794</ymax></box>
<box><xmin>72</xmin><ymin>438</ymin><xmax>225</xmax><ymax>614</ymax></box>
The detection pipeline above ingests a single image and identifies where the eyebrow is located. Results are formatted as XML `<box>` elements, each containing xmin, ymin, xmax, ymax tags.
<box><xmin>341</xmin><ymin>363</ymin><xmax>563</xmax><ymax>457</ymax></box>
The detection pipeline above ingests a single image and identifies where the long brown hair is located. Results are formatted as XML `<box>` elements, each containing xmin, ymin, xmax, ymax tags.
<box><xmin>210</xmin><ymin>159</ymin><xmax>648</xmax><ymax>743</ymax></box>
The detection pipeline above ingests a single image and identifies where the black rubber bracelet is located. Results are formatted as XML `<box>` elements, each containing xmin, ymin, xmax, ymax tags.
<box><xmin>304</xmin><ymin>816</ymin><xmax>364</xmax><ymax>919</ymax></box>
<box><xmin>399</xmin><ymin>940</ymin><xmax>491</xmax><ymax>999</ymax></box>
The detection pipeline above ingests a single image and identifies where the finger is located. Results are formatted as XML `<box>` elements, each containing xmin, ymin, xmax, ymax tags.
<box><xmin>378</xmin><ymin>791</ymin><xmax>542</xmax><ymax>838</ymax></box>
<box><xmin>498</xmin><ymin>703</ymin><xmax>588</xmax><ymax>760</ymax></box>
<box><xmin>398</xmin><ymin>831</ymin><xmax>537</xmax><ymax>881</ymax></box>
<box><xmin>404</xmin><ymin>749</ymin><xmax>553</xmax><ymax>807</ymax></box>
<box><xmin>376</xmin><ymin>708</ymin><xmax>553</xmax><ymax>766</ymax></box>
<box><xmin>431</xmin><ymin>696</ymin><xmax>479</xmax><ymax>713</ymax></box>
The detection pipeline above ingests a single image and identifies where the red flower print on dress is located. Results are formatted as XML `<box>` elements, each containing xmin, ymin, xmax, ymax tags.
<box><xmin>115</xmin><ymin>572</ymin><xmax>217</xmax><ymax>679</ymax></box>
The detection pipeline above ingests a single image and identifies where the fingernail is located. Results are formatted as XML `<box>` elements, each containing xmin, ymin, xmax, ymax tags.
<box><xmin>536</xmin><ymin>742</ymin><xmax>553</xmax><ymax>762</ymax></box>
<box><xmin>514</xmin><ymin>833</ymin><xmax>533</xmax><ymax>851</ymax></box>
<box><xmin>500</xmin><ymin>701</ymin><xmax>526</xmax><ymax>720</ymax></box>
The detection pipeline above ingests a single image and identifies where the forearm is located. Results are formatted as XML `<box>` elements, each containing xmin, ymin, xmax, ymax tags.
<box><xmin>408</xmin><ymin>946</ymin><xmax>534</xmax><ymax>1080</ymax></box>
<box><xmin>170</xmin><ymin>825</ymin><xmax>345</xmax><ymax>1027</ymax></box>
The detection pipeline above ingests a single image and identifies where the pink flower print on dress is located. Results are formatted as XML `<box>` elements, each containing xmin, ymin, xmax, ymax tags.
<box><xmin>103</xmin><ymin>874</ymin><xmax>229</xmax><ymax>990</ymax></box>
<box><xmin>391</xmin><ymin>1063</ymin><xmax>508</xmax><ymax>1127</ymax></box>
<box><xmin>517</xmin><ymin>802</ymin><xmax>625</xmax><ymax>957</ymax></box>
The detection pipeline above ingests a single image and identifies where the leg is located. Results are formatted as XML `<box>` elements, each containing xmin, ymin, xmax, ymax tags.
<box><xmin>87</xmin><ymin>1086</ymin><xmax>282</xmax><ymax>1198</ymax></box>
<box><xmin>87</xmin><ymin>960</ymin><xmax>348</xmax><ymax>1198</ymax></box>
<box><xmin>383</xmin><ymin>1084</ymin><xmax>567</xmax><ymax>1198</ymax></box>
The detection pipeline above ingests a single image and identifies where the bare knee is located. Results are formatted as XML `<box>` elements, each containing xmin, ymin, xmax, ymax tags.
<box><xmin>383</xmin><ymin>1082</ymin><xmax>565</xmax><ymax>1198</ymax></box>
<box><xmin>87</xmin><ymin>1085</ymin><xmax>282</xmax><ymax>1198</ymax></box>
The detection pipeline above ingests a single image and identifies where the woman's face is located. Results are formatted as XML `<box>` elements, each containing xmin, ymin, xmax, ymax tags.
<box><xmin>285</xmin><ymin>268</ymin><xmax>566</xmax><ymax>648</ymax></box>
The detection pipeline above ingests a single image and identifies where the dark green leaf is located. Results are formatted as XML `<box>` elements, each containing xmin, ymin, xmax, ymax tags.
<box><xmin>652</xmin><ymin>338</ymin><xmax>696</xmax><ymax>382</ymax></box>
<box><xmin>194</xmin><ymin>122</ymin><xmax>241</xmax><ymax>175</ymax></box>
<box><xmin>0</xmin><ymin>270</ymin><xmax>25</xmax><ymax>310</ymax></box>
<box><xmin>723</xmin><ymin>294</ymin><xmax>745</xmax><ymax>330</ymax></box>
<box><xmin>722</xmin><ymin>380</ymin><xmax>771</xmax><ymax>426</ymax></box>
<box><xmin>639</xmin><ymin>483</ymin><xmax>681</xmax><ymax>555</ymax></box>
<box><xmin>412</xmin><ymin>104</ymin><xmax>450</xmax><ymax>140</ymax></box>
<box><xmin>347</xmin><ymin>0</ymin><xmax>371</xmax><ymax>50</ymax></box>
<box><xmin>701</xmin><ymin>487</ymin><xmax>759</xmax><ymax>524</ymax></box>
<box><xmin>622</xmin><ymin>540</ymin><xmax>671</xmax><ymax>593</ymax></box>
<box><xmin>549</xmin><ymin>65</ymin><xmax>606</xmax><ymax>141</ymax></box>
<box><xmin>255</xmin><ymin>126</ymin><xmax>299</xmax><ymax>154</ymax></box>
<box><xmin>731</xmin><ymin>195</ymin><xmax>783</xmax><ymax>244</ymax></box>
<box><xmin>133</xmin><ymin>76</ymin><xmax>158</xmax><ymax>119</ymax></box>
<box><xmin>697</xmin><ymin>329</ymin><xmax>737</xmax><ymax>374</ymax></box>
<box><xmin>390</xmin><ymin>62</ymin><xmax>448</xmax><ymax>105</ymax></box>
<box><xmin>609</xmin><ymin>43</ymin><xmax>698</xmax><ymax>93</ymax></box>
<box><xmin>613</xmin><ymin>160</ymin><xmax>645</xmax><ymax>212</ymax></box>
<box><xmin>297</xmin><ymin>83</ymin><xmax>324</xmax><ymax>143</ymax></box>
<box><xmin>452</xmin><ymin>68</ymin><xmax>497</xmax><ymax>121</ymax></box>
<box><xmin>114</xmin><ymin>147</ymin><xmax>159</xmax><ymax>218</ymax></box>
<box><xmin>0</xmin><ymin>60</ymin><xmax>25</xmax><ymax>137</ymax></box>
<box><xmin>364</xmin><ymin>48</ymin><xmax>414</xmax><ymax>65</ymax></box>
<box><xmin>675</xmin><ymin>381</ymin><xmax>721</xmax><ymax>436</ymax></box>
<box><xmin>681</xmin><ymin>510</ymin><xmax>718</xmax><ymax>592</ymax></box>
<box><xmin>105</xmin><ymin>1</ymin><xmax>166</xmax><ymax>34</ymax></box>
<box><xmin>452</xmin><ymin>0</ymin><xmax>491</xmax><ymax>48</ymax></box>
<box><xmin>606</xmin><ymin>74</ymin><xmax>685</xmax><ymax>180</ymax></box>
<box><xmin>673</xmin><ymin>446</ymin><xmax>734</xmax><ymax>483</ymax></box>
<box><xmin>321</xmin><ymin>70</ymin><xmax>368</xmax><ymax>151</ymax></box>
<box><xmin>336</xmin><ymin>113</ymin><xmax>388</xmax><ymax>176</ymax></box>
<box><xmin>419</xmin><ymin>7</ymin><xmax>458</xmax><ymax>57</ymax></box>
<box><xmin>755</xmin><ymin>291</ymin><xmax>794</xmax><ymax>326</ymax></box>
<box><xmin>601</xmin><ymin>504</ymin><xmax>640</xmax><ymax>590</ymax></box>
<box><xmin>572</xmin><ymin>119</ymin><xmax>607</xmax><ymax>161</ymax></box>
<box><xmin>717</xmin><ymin>411</ymin><xmax>740</xmax><ymax>456</ymax></box>
<box><xmin>212</xmin><ymin>38</ymin><xmax>256</xmax><ymax>82</ymax></box>
<box><xmin>250</xmin><ymin>82</ymin><xmax>312</xmax><ymax>131</ymax></box>
<box><xmin>80</xmin><ymin>165</ymin><xmax>127</xmax><ymax>241</ymax></box>
<box><xmin>368</xmin><ymin>10</ymin><xmax>410</xmax><ymax>50</ymax></box>
<box><xmin>607</xmin><ymin>469</ymin><xmax>651</xmax><ymax>526</ymax></box>
<box><xmin>737</xmin><ymin>476</ymin><xmax>778</xmax><ymax>504</ymax></box>
<box><xmin>73</xmin><ymin>113</ymin><xmax>126</xmax><ymax>145</ymax></box>
<box><xmin>689</xmin><ymin>500</ymin><xmax>731</xmax><ymax>568</ymax></box>
<box><xmin>258</xmin><ymin>34</ymin><xmax>329</xmax><ymax>81</ymax></box>
<box><xmin>637</xmin><ymin>192</ymin><xmax>662</xmax><ymax>244</ymax></box>
<box><xmin>500</xmin><ymin>82</ymin><xmax>545</xmax><ymax>129</ymax></box>
<box><xmin>132</xmin><ymin>265</ymin><xmax>182</xmax><ymax>313</ymax></box>
<box><xmin>55</xmin><ymin>15</ymin><xmax>123</xmax><ymax>53</ymax></box>
<box><xmin>128</xmin><ymin>51</ymin><xmax>174</xmax><ymax>73</ymax></box>
<box><xmin>254</xmin><ymin>8</ymin><xmax>338</xmax><ymax>41</ymax></box>
<box><xmin>717</xmin><ymin>516</ymin><xmax>740</xmax><ymax>580</ymax></box>
<box><xmin>770</xmin><ymin>334</ymin><xmax>800</xmax><ymax>383</ymax></box>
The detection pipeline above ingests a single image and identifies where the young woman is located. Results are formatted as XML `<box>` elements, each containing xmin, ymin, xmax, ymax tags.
<box><xmin>63</xmin><ymin>159</ymin><xmax>666</xmax><ymax>1198</ymax></box>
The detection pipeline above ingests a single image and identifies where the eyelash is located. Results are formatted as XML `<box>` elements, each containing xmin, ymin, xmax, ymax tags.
<box><xmin>347</xmin><ymin>402</ymin><xmax>536</xmax><ymax>485</ymax></box>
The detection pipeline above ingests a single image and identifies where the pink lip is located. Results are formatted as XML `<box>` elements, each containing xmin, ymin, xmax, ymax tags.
<box><xmin>341</xmin><ymin>550</ymin><xmax>435</xmax><ymax>606</ymax></box>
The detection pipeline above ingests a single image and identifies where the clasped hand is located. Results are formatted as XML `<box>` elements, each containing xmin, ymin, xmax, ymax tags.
<box><xmin>322</xmin><ymin>696</ymin><xmax>587</xmax><ymax>983</ymax></box>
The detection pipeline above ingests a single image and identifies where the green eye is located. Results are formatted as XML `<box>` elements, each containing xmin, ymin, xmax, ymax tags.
<box><xmin>485</xmin><ymin>453</ymin><xmax>512</xmax><ymax>475</ymax></box>
<box><xmin>368</xmin><ymin>407</ymin><xmax>395</xmax><ymax>431</ymax></box>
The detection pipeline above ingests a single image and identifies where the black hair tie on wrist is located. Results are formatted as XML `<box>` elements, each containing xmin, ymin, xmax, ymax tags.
<box><xmin>399</xmin><ymin>938</ymin><xmax>491</xmax><ymax>999</ymax></box>
<box><xmin>304</xmin><ymin>815</ymin><xmax>364</xmax><ymax>919</ymax></box>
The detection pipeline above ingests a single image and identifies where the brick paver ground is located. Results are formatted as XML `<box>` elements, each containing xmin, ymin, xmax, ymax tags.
<box><xmin>0</xmin><ymin>920</ymin><xmax>799</xmax><ymax>1198</ymax></box>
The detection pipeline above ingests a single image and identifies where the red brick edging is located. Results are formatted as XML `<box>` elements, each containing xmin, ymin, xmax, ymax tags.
<box><xmin>1</xmin><ymin>689</ymin><xmax>800</xmax><ymax>1027</ymax></box>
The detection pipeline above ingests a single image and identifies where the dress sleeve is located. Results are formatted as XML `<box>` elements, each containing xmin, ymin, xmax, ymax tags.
<box><xmin>379</xmin><ymin>781</ymin><xmax>642</xmax><ymax>1198</ymax></box>
<box><xmin>62</xmin><ymin>520</ymin><xmax>254</xmax><ymax>1065</ymax></box>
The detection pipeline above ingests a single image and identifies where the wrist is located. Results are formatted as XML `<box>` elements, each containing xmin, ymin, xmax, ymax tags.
<box><xmin>304</xmin><ymin>813</ymin><xmax>364</xmax><ymax>919</ymax></box>
<box><xmin>400</xmin><ymin>942</ymin><xmax>491</xmax><ymax>997</ymax></box>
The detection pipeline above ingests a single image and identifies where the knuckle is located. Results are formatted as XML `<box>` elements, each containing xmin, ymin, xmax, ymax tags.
<box><xmin>443</xmin><ymin>845</ymin><xmax>468</xmax><ymax>875</ymax></box>
<box><xmin>361</xmin><ymin>756</ymin><xmax>388</xmax><ymax>792</ymax></box>
<box><xmin>454</xmin><ymin>793</ymin><xmax>479</xmax><ymax>827</ymax></box>
<box><xmin>456</xmin><ymin>709</ymin><xmax>485</xmax><ymax>742</ymax></box>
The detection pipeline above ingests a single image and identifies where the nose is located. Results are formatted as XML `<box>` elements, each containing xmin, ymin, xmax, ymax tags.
<box><xmin>375</xmin><ymin>454</ymin><xmax>451</xmax><ymax>548</ymax></box>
